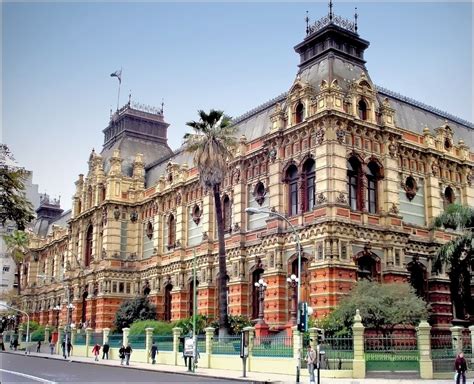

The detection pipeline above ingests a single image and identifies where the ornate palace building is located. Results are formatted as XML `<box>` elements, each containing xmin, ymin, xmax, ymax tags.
<box><xmin>20</xmin><ymin>6</ymin><xmax>473</xmax><ymax>332</ymax></box>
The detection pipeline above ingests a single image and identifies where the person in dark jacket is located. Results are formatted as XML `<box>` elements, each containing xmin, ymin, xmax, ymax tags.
<box><xmin>36</xmin><ymin>340</ymin><xmax>42</xmax><ymax>353</ymax></box>
<box><xmin>454</xmin><ymin>352</ymin><xmax>467</xmax><ymax>384</ymax></box>
<box><xmin>118</xmin><ymin>345</ymin><xmax>126</xmax><ymax>365</ymax></box>
<box><xmin>124</xmin><ymin>344</ymin><xmax>132</xmax><ymax>365</ymax></box>
<box><xmin>150</xmin><ymin>341</ymin><xmax>158</xmax><ymax>364</ymax></box>
<box><xmin>102</xmin><ymin>342</ymin><xmax>109</xmax><ymax>359</ymax></box>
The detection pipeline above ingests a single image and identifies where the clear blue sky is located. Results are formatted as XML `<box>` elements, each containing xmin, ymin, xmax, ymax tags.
<box><xmin>2</xmin><ymin>1</ymin><xmax>473</xmax><ymax>210</ymax></box>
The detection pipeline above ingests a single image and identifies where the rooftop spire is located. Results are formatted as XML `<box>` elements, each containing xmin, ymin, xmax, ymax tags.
<box><xmin>305</xmin><ymin>10</ymin><xmax>310</xmax><ymax>35</ymax></box>
<box><xmin>354</xmin><ymin>7</ymin><xmax>358</xmax><ymax>33</ymax></box>
<box><xmin>329</xmin><ymin>0</ymin><xmax>333</xmax><ymax>21</ymax></box>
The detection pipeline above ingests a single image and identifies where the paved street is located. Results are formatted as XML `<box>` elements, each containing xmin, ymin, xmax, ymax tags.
<box><xmin>0</xmin><ymin>353</ymin><xmax>255</xmax><ymax>384</ymax></box>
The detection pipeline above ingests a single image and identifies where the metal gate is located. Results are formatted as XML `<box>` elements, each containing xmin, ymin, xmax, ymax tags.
<box><xmin>365</xmin><ymin>334</ymin><xmax>419</xmax><ymax>373</ymax></box>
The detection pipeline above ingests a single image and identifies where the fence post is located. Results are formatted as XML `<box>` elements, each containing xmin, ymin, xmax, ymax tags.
<box><xmin>416</xmin><ymin>320</ymin><xmax>433</xmax><ymax>379</ymax></box>
<box><xmin>57</xmin><ymin>326</ymin><xmax>64</xmax><ymax>353</ymax></box>
<box><xmin>172</xmin><ymin>327</ymin><xmax>182</xmax><ymax>366</ymax></box>
<box><xmin>450</xmin><ymin>326</ymin><xmax>463</xmax><ymax>354</ymax></box>
<box><xmin>243</xmin><ymin>326</ymin><xmax>255</xmax><ymax>372</ymax></box>
<box><xmin>43</xmin><ymin>326</ymin><xmax>50</xmax><ymax>344</ymax></box>
<box><xmin>85</xmin><ymin>327</ymin><xmax>93</xmax><ymax>357</ymax></box>
<box><xmin>204</xmin><ymin>327</ymin><xmax>215</xmax><ymax>368</ymax></box>
<box><xmin>122</xmin><ymin>327</ymin><xmax>130</xmax><ymax>348</ymax></box>
<box><xmin>145</xmin><ymin>327</ymin><xmax>154</xmax><ymax>364</ymax></box>
<box><xmin>469</xmin><ymin>326</ymin><xmax>474</xmax><ymax>366</ymax></box>
<box><xmin>292</xmin><ymin>326</ymin><xmax>303</xmax><ymax>381</ymax></box>
<box><xmin>352</xmin><ymin>309</ymin><xmax>365</xmax><ymax>379</ymax></box>
<box><xmin>103</xmin><ymin>328</ymin><xmax>110</xmax><ymax>344</ymax></box>
<box><xmin>308</xmin><ymin>327</ymin><xmax>318</xmax><ymax>350</ymax></box>
<box><xmin>70</xmin><ymin>327</ymin><xmax>77</xmax><ymax>346</ymax></box>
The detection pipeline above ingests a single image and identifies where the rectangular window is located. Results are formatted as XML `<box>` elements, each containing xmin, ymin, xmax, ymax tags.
<box><xmin>317</xmin><ymin>244</ymin><xmax>324</xmax><ymax>260</ymax></box>
<box><xmin>120</xmin><ymin>221</ymin><xmax>128</xmax><ymax>258</ymax></box>
<box><xmin>395</xmin><ymin>249</ymin><xmax>401</xmax><ymax>266</ymax></box>
<box><xmin>340</xmin><ymin>242</ymin><xmax>347</xmax><ymax>259</ymax></box>
<box><xmin>3</xmin><ymin>266</ymin><xmax>10</xmax><ymax>272</ymax></box>
<box><xmin>307</xmin><ymin>175</ymin><xmax>315</xmax><ymax>211</ymax></box>
<box><xmin>349</xmin><ymin>175</ymin><xmax>358</xmax><ymax>210</ymax></box>
<box><xmin>119</xmin><ymin>282</ymin><xmax>124</xmax><ymax>293</ymax></box>
<box><xmin>112</xmin><ymin>282</ymin><xmax>117</xmax><ymax>293</ymax></box>
<box><xmin>126</xmin><ymin>283</ymin><xmax>131</xmax><ymax>294</ymax></box>
<box><xmin>290</xmin><ymin>181</ymin><xmax>298</xmax><ymax>216</ymax></box>
<box><xmin>368</xmin><ymin>179</ymin><xmax>377</xmax><ymax>213</ymax></box>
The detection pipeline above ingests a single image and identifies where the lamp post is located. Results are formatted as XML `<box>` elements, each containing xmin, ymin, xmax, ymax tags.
<box><xmin>287</xmin><ymin>274</ymin><xmax>299</xmax><ymax>325</ymax></box>
<box><xmin>245</xmin><ymin>207</ymin><xmax>303</xmax><ymax>383</ymax></box>
<box><xmin>254</xmin><ymin>278</ymin><xmax>268</xmax><ymax>325</ymax></box>
<box><xmin>53</xmin><ymin>305</ymin><xmax>61</xmax><ymax>328</ymax></box>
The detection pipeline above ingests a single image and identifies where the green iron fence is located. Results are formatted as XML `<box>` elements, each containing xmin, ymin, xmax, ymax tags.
<box><xmin>75</xmin><ymin>333</ymin><xmax>86</xmax><ymax>345</ymax></box>
<box><xmin>253</xmin><ymin>335</ymin><xmax>293</xmax><ymax>358</ymax></box>
<box><xmin>197</xmin><ymin>335</ymin><xmax>206</xmax><ymax>354</ymax></box>
<box><xmin>365</xmin><ymin>334</ymin><xmax>419</xmax><ymax>372</ymax></box>
<box><xmin>90</xmin><ymin>332</ymin><xmax>103</xmax><ymax>346</ymax></box>
<box><xmin>155</xmin><ymin>335</ymin><xmax>173</xmax><ymax>351</ymax></box>
<box><xmin>108</xmin><ymin>334</ymin><xmax>123</xmax><ymax>348</ymax></box>
<box><xmin>319</xmin><ymin>336</ymin><xmax>354</xmax><ymax>370</ymax></box>
<box><xmin>431</xmin><ymin>333</ymin><xmax>455</xmax><ymax>372</ymax></box>
<box><xmin>212</xmin><ymin>335</ymin><xmax>241</xmax><ymax>355</ymax></box>
<box><xmin>128</xmin><ymin>334</ymin><xmax>146</xmax><ymax>349</ymax></box>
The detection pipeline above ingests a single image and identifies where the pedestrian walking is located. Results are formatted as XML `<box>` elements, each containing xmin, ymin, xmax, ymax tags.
<box><xmin>12</xmin><ymin>338</ymin><xmax>18</xmax><ymax>351</ymax></box>
<box><xmin>149</xmin><ymin>341</ymin><xmax>158</xmax><ymax>364</ymax></box>
<box><xmin>62</xmin><ymin>340</ymin><xmax>66</xmax><ymax>358</ymax></box>
<box><xmin>36</xmin><ymin>340</ymin><xmax>42</xmax><ymax>353</ymax></box>
<box><xmin>0</xmin><ymin>333</ymin><xmax>5</xmax><ymax>351</ymax></box>
<box><xmin>305</xmin><ymin>344</ymin><xmax>317</xmax><ymax>384</ymax></box>
<box><xmin>92</xmin><ymin>343</ymin><xmax>101</xmax><ymax>361</ymax></box>
<box><xmin>49</xmin><ymin>341</ymin><xmax>55</xmax><ymax>355</ymax></box>
<box><xmin>102</xmin><ymin>342</ymin><xmax>109</xmax><ymax>359</ymax></box>
<box><xmin>124</xmin><ymin>344</ymin><xmax>132</xmax><ymax>365</ymax></box>
<box><xmin>454</xmin><ymin>352</ymin><xmax>467</xmax><ymax>384</ymax></box>
<box><xmin>119</xmin><ymin>345</ymin><xmax>126</xmax><ymax>365</ymax></box>
<box><xmin>67</xmin><ymin>340</ymin><xmax>73</xmax><ymax>357</ymax></box>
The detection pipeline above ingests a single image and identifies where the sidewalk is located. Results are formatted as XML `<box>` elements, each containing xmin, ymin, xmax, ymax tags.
<box><xmin>5</xmin><ymin>350</ymin><xmax>453</xmax><ymax>384</ymax></box>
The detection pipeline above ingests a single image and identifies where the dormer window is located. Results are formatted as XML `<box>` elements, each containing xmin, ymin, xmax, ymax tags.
<box><xmin>295</xmin><ymin>102</ymin><xmax>304</xmax><ymax>124</ymax></box>
<box><xmin>358</xmin><ymin>99</ymin><xmax>368</xmax><ymax>120</ymax></box>
<box><xmin>444</xmin><ymin>138</ymin><xmax>451</xmax><ymax>151</ymax></box>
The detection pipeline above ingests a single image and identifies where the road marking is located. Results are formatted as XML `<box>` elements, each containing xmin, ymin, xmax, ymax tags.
<box><xmin>0</xmin><ymin>369</ymin><xmax>57</xmax><ymax>383</ymax></box>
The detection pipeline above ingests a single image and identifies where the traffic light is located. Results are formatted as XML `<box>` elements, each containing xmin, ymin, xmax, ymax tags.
<box><xmin>316</xmin><ymin>328</ymin><xmax>325</xmax><ymax>344</ymax></box>
<box><xmin>297</xmin><ymin>302</ymin><xmax>308</xmax><ymax>332</ymax></box>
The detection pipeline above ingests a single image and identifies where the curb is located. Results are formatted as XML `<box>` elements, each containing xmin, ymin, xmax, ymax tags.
<box><xmin>3</xmin><ymin>351</ymin><xmax>275</xmax><ymax>384</ymax></box>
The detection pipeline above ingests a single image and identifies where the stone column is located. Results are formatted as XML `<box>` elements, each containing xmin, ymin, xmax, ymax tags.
<box><xmin>416</xmin><ymin>320</ymin><xmax>433</xmax><ymax>379</ymax></box>
<box><xmin>469</xmin><ymin>326</ymin><xmax>474</xmax><ymax>367</ymax></box>
<box><xmin>450</xmin><ymin>326</ymin><xmax>463</xmax><ymax>354</ymax></box>
<box><xmin>292</xmin><ymin>326</ymin><xmax>303</xmax><ymax>380</ymax></box>
<box><xmin>204</xmin><ymin>327</ymin><xmax>215</xmax><ymax>368</ymax></box>
<box><xmin>352</xmin><ymin>309</ymin><xmax>365</xmax><ymax>379</ymax></box>
<box><xmin>85</xmin><ymin>327</ymin><xmax>93</xmax><ymax>357</ymax></box>
<box><xmin>145</xmin><ymin>327</ymin><xmax>154</xmax><ymax>364</ymax></box>
<box><xmin>103</xmin><ymin>328</ymin><xmax>110</xmax><ymax>344</ymax></box>
<box><xmin>243</xmin><ymin>326</ymin><xmax>255</xmax><ymax>372</ymax></box>
<box><xmin>172</xmin><ymin>327</ymin><xmax>182</xmax><ymax>366</ymax></box>
<box><xmin>122</xmin><ymin>327</ymin><xmax>130</xmax><ymax>348</ymax></box>
<box><xmin>43</xmin><ymin>326</ymin><xmax>50</xmax><ymax>344</ymax></box>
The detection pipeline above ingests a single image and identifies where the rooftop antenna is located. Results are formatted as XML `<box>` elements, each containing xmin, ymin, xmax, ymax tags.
<box><xmin>354</xmin><ymin>7</ymin><xmax>358</xmax><ymax>33</ymax></box>
<box><xmin>128</xmin><ymin>90</ymin><xmax>132</xmax><ymax>105</ymax></box>
<box><xmin>329</xmin><ymin>0</ymin><xmax>333</xmax><ymax>21</ymax></box>
<box><xmin>161</xmin><ymin>98</ymin><xmax>165</xmax><ymax>115</ymax></box>
<box><xmin>305</xmin><ymin>11</ymin><xmax>310</xmax><ymax>35</ymax></box>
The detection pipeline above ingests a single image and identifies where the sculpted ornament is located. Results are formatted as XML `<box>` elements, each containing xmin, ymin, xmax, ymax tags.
<box><xmin>316</xmin><ymin>193</ymin><xmax>327</xmax><ymax>205</ymax></box>
<box><xmin>336</xmin><ymin>128</ymin><xmax>346</xmax><ymax>144</ymax></box>
<box><xmin>467</xmin><ymin>170</ymin><xmax>473</xmax><ymax>186</ymax></box>
<box><xmin>389</xmin><ymin>203</ymin><xmax>399</xmax><ymax>215</ymax></box>
<box><xmin>268</xmin><ymin>148</ymin><xmax>277</xmax><ymax>163</ymax></box>
<box><xmin>315</xmin><ymin>128</ymin><xmax>325</xmax><ymax>145</ymax></box>
<box><xmin>388</xmin><ymin>142</ymin><xmax>397</xmax><ymax>158</ymax></box>
<box><xmin>336</xmin><ymin>192</ymin><xmax>348</xmax><ymax>205</ymax></box>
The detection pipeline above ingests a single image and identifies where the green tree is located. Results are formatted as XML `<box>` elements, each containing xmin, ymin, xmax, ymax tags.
<box><xmin>114</xmin><ymin>296</ymin><xmax>157</xmax><ymax>332</ymax></box>
<box><xmin>0</xmin><ymin>164</ymin><xmax>35</xmax><ymax>230</ymax></box>
<box><xmin>432</xmin><ymin>203</ymin><xmax>474</xmax><ymax>320</ymax></box>
<box><xmin>323</xmin><ymin>280</ymin><xmax>429</xmax><ymax>336</ymax></box>
<box><xmin>3</xmin><ymin>230</ymin><xmax>29</xmax><ymax>295</ymax></box>
<box><xmin>183</xmin><ymin>110</ymin><xmax>238</xmax><ymax>336</ymax></box>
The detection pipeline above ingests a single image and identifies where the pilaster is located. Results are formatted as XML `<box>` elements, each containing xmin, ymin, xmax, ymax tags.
<box><xmin>172</xmin><ymin>327</ymin><xmax>182</xmax><ymax>366</ymax></box>
<box><xmin>417</xmin><ymin>320</ymin><xmax>433</xmax><ymax>379</ymax></box>
<box><xmin>450</xmin><ymin>326</ymin><xmax>463</xmax><ymax>354</ymax></box>
<box><xmin>102</xmin><ymin>328</ymin><xmax>110</xmax><ymax>344</ymax></box>
<box><xmin>122</xmin><ymin>327</ymin><xmax>130</xmax><ymax>348</ymax></box>
<box><xmin>352</xmin><ymin>309</ymin><xmax>365</xmax><ymax>379</ymax></box>
<box><xmin>204</xmin><ymin>327</ymin><xmax>214</xmax><ymax>368</ymax></box>
<box><xmin>145</xmin><ymin>327</ymin><xmax>154</xmax><ymax>364</ymax></box>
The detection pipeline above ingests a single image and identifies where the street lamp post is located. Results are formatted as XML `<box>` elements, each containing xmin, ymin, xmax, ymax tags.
<box><xmin>254</xmin><ymin>278</ymin><xmax>268</xmax><ymax>325</ymax></box>
<box><xmin>245</xmin><ymin>207</ymin><xmax>303</xmax><ymax>383</ymax></box>
<box><xmin>286</xmin><ymin>274</ymin><xmax>299</xmax><ymax>325</ymax></box>
<box><xmin>53</xmin><ymin>305</ymin><xmax>61</xmax><ymax>328</ymax></box>
<box><xmin>0</xmin><ymin>303</ymin><xmax>30</xmax><ymax>354</ymax></box>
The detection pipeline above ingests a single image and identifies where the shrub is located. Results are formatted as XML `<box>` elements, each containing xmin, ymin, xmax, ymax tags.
<box><xmin>228</xmin><ymin>315</ymin><xmax>252</xmax><ymax>335</ymax></box>
<box><xmin>114</xmin><ymin>296</ymin><xmax>157</xmax><ymax>332</ymax></box>
<box><xmin>172</xmin><ymin>314</ymin><xmax>209</xmax><ymax>335</ymax></box>
<box><xmin>129</xmin><ymin>320</ymin><xmax>174</xmax><ymax>336</ymax></box>
<box><xmin>30</xmin><ymin>325</ymin><xmax>46</xmax><ymax>342</ymax></box>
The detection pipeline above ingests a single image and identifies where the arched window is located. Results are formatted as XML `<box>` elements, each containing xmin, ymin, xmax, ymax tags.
<box><xmin>167</xmin><ymin>214</ymin><xmax>176</xmax><ymax>248</ymax></box>
<box><xmin>164</xmin><ymin>283</ymin><xmax>173</xmax><ymax>321</ymax></box>
<box><xmin>286</xmin><ymin>165</ymin><xmax>299</xmax><ymax>216</ymax></box>
<box><xmin>81</xmin><ymin>291</ymin><xmax>88</xmax><ymax>323</ymax></box>
<box><xmin>444</xmin><ymin>186</ymin><xmax>455</xmax><ymax>209</ymax></box>
<box><xmin>366</xmin><ymin>162</ymin><xmax>380</xmax><ymax>214</ymax></box>
<box><xmin>407</xmin><ymin>257</ymin><xmax>427</xmax><ymax>298</ymax></box>
<box><xmin>358</xmin><ymin>99</ymin><xmax>368</xmax><ymax>120</ymax></box>
<box><xmin>223</xmin><ymin>195</ymin><xmax>231</xmax><ymax>233</ymax></box>
<box><xmin>347</xmin><ymin>157</ymin><xmax>362</xmax><ymax>211</ymax></box>
<box><xmin>356</xmin><ymin>255</ymin><xmax>377</xmax><ymax>281</ymax></box>
<box><xmin>251</xmin><ymin>268</ymin><xmax>264</xmax><ymax>320</ymax></box>
<box><xmin>84</xmin><ymin>225</ymin><xmax>93</xmax><ymax>267</ymax></box>
<box><xmin>303</xmin><ymin>159</ymin><xmax>315</xmax><ymax>212</ymax></box>
<box><xmin>295</xmin><ymin>102</ymin><xmax>305</xmax><ymax>124</ymax></box>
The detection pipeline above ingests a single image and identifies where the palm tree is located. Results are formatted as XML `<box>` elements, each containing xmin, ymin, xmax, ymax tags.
<box><xmin>432</xmin><ymin>203</ymin><xmax>474</xmax><ymax>321</ymax></box>
<box><xmin>3</xmin><ymin>230</ymin><xmax>29</xmax><ymax>295</ymax></box>
<box><xmin>183</xmin><ymin>110</ymin><xmax>238</xmax><ymax>335</ymax></box>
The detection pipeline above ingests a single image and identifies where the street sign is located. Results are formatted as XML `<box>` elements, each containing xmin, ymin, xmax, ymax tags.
<box><xmin>184</xmin><ymin>337</ymin><xmax>194</xmax><ymax>357</ymax></box>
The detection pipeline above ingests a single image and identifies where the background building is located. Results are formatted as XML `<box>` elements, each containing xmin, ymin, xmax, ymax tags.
<box><xmin>20</xmin><ymin>7</ymin><xmax>473</xmax><ymax>331</ymax></box>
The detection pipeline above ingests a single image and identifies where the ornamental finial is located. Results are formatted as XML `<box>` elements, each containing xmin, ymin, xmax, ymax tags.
<box><xmin>329</xmin><ymin>0</ymin><xmax>333</xmax><ymax>21</ymax></box>
<box><xmin>161</xmin><ymin>98</ymin><xmax>165</xmax><ymax>115</ymax></box>
<box><xmin>354</xmin><ymin>7</ymin><xmax>358</xmax><ymax>33</ymax></box>
<box><xmin>305</xmin><ymin>10</ymin><xmax>310</xmax><ymax>35</ymax></box>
